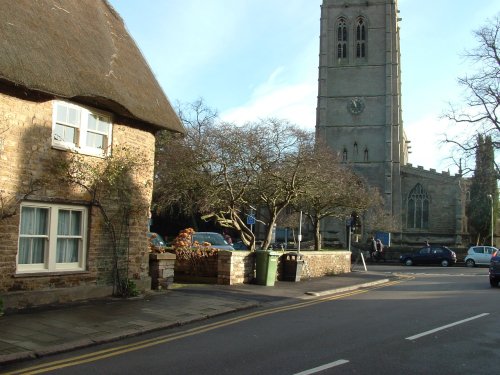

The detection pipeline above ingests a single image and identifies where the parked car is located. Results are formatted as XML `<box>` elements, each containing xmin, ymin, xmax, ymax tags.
<box><xmin>400</xmin><ymin>246</ymin><xmax>457</xmax><ymax>267</ymax></box>
<box><xmin>192</xmin><ymin>232</ymin><xmax>234</xmax><ymax>250</ymax></box>
<box><xmin>232</xmin><ymin>240</ymin><xmax>249</xmax><ymax>250</ymax></box>
<box><xmin>147</xmin><ymin>232</ymin><xmax>167</xmax><ymax>251</ymax></box>
<box><xmin>489</xmin><ymin>249</ymin><xmax>500</xmax><ymax>287</ymax></box>
<box><xmin>464</xmin><ymin>245</ymin><xmax>498</xmax><ymax>267</ymax></box>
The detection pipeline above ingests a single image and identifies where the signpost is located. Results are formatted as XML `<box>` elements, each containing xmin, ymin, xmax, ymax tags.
<box><xmin>247</xmin><ymin>214</ymin><xmax>255</xmax><ymax>234</ymax></box>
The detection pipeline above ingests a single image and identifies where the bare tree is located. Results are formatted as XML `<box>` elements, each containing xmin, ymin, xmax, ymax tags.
<box><xmin>245</xmin><ymin>119</ymin><xmax>315</xmax><ymax>250</ymax></box>
<box><xmin>444</xmin><ymin>14</ymin><xmax>500</xmax><ymax>175</ymax></box>
<box><xmin>295</xmin><ymin>142</ymin><xmax>376</xmax><ymax>250</ymax></box>
<box><xmin>154</xmin><ymin>105</ymin><xmax>321</xmax><ymax>250</ymax></box>
<box><xmin>153</xmin><ymin>98</ymin><xmax>217</xmax><ymax>228</ymax></box>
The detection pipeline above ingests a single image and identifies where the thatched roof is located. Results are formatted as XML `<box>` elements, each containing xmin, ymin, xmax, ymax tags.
<box><xmin>0</xmin><ymin>0</ymin><xmax>184</xmax><ymax>133</ymax></box>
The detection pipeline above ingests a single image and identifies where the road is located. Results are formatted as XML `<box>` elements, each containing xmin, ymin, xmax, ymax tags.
<box><xmin>2</xmin><ymin>265</ymin><xmax>499</xmax><ymax>374</ymax></box>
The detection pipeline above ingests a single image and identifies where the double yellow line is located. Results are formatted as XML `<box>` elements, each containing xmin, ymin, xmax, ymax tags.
<box><xmin>3</xmin><ymin>277</ymin><xmax>410</xmax><ymax>375</ymax></box>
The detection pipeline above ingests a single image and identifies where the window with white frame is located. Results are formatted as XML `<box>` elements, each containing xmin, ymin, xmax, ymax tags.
<box><xmin>52</xmin><ymin>101</ymin><xmax>112</xmax><ymax>156</ymax></box>
<box><xmin>17</xmin><ymin>202</ymin><xmax>88</xmax><ymax>273</ymax></box>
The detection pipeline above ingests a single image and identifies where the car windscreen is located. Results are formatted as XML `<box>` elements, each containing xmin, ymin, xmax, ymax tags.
<box><xmin>193</xmin><ymin>233</ymin><xmax>227</xmax><ymax>246</ymax></box>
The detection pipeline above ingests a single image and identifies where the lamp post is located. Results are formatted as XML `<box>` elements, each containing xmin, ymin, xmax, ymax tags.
<box><xmin>487</xmin><ymin>194</ymin><xmax>494</xmax><ymax>247</ymax></box>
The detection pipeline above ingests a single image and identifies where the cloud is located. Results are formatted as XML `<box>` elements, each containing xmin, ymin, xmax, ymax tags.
<box><xmin>220</xmin><ymin>67</ymin><xmax>317</xmax><ymax>129</ymax></box>
<box><xmin>405</xmin><ymin>115</ymin><xmax>461</xmax><ymax>174</ymax></box>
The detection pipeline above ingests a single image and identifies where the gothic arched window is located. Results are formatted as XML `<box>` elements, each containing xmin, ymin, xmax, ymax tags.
<box><xmin>363</xmin><ymin>147</ymin><xmax>369</xmax><ymax>161</ymax></box>
<box><xmin>407</xmin><ymin>183</ymin><xmax>430</xmax><ymax>229</ymax></box>
<box><xmin>342</xmin><ymin>148</ymin><xmax>348</xmax><ymax>161</ymax></box>
<box><xmin>355</xmin><ymin>18</ymin><xmax>366</xmax><ymax>59</ymax></box>
<box><xmin>337</xmin><ymin>18</ymin><xmax>348</xmax><ymax>60</ymax></box>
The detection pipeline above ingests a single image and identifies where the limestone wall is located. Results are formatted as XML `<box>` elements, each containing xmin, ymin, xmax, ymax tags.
<box><xmin>216</xmin><ymin>251</ymin><xmax>351</xmax><ymax>285</ymax></box>
<box><xmin>0</xmin><ymin>91</ymin><xmax>156</xmax><ymax>309</ymax></box>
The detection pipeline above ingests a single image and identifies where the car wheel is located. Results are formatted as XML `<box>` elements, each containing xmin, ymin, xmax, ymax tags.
<box><xmin>404</xmin><ymin>258</ymin><xmax>413</xmax><ymax>266</ymax></box>
<box><xmin>441</xmin><ymin>259</ymin><xmax>449</xmax><ymax>267</ymax></box>
<box><xmin>465</xmin><ymin>259</ymin><xmax>475</xmax><ymax>267</ymax></box>
<box><xmin>490</xmin><ymin>278</ymin><xmax>499</xmax><ymax>288</ymax></box>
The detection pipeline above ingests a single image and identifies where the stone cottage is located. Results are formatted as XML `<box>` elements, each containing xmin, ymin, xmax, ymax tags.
<box><xmin>0</xmin><ymin>0</ymin><xmax>184</xmax><ymax>310</ymax></box>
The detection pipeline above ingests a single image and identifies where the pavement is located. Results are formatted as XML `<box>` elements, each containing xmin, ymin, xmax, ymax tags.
<box><xmin>0</xmin><ymin>270</ymin><xmax>392</xmax><ymax>366</ymax></box>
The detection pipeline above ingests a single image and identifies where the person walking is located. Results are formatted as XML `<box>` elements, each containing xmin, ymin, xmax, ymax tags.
<box><xmin>369</xmin><ymin>236</ymin><xmax>377</xmax><ymax>262</ymax></box>
<box><xmin>376</xmin><ymin>239</ymin><xmax>385</xmax><ymax>262</ymax></box>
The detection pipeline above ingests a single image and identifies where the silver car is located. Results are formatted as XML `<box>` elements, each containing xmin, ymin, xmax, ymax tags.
<box><xmin>464</xmin><ymin>246</ymin><xmax>498</xmax><ymax>267</ymax></box>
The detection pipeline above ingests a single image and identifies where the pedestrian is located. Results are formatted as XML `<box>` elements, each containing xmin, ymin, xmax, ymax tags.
<box><xmin>376</xmin><ymin>239</ymin><xmax>385</xmax><ymax>262</ymax></box>
<box><xmin>424</xmin><ymin>240</ymin><xmax>430</xmax><ymax>247</ymax></box>
<box><xmin>223</xmin><ymin>232</ymin><xmax>232</xmax><ymax>245</ymax></box>
<box><xmin>369</xmin><ymin>236</ymin><xmax>377</xmax><ymax>262</ymax></box>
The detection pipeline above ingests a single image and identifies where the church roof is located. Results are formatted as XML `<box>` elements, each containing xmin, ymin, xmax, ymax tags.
<box><xmin>0</xmin><ymin>0</ymin><xmax>184</xmax><ymax>133</ymax></box>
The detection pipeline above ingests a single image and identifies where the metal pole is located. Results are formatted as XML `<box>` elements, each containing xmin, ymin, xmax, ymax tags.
<box><xmin>488</xmin><ymin>194</ymin><xmax>494</xmax><ymax>246</ymax></box>
<box><xmin>348</xmin><ymin>224</ymin><xmax>351</xmax><ymax>252</ymax></box>
<box><xmin>297</xmin><ymin>211</ymin><xmax>302</xmax><ymax>254</ymax></box>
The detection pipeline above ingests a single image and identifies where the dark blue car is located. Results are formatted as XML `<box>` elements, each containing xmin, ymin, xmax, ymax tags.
<box><xmin>400</xmin><ymin>246</ymin><xmax>457</xmax><ymax>267</ymax></box>
<box><xmin>489</xmin><ymin>249</ymin><xmax>500</xmax><ymax>287</ymax></box>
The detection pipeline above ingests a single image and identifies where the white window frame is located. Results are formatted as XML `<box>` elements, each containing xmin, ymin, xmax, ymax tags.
<box><xmin>17</xmin><ymin>202</ymin><xmax>88</xmax><ymax>274</ymax></box>
<box><xmin>52</xmin><ymin>100</ymin><xmax>113</xmax><ymax>157</ymax></box>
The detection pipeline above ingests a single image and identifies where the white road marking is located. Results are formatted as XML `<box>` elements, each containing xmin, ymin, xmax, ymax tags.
<box><xmin>406</xmin><ymin>313</ymin><xmax>490</xmax><ymax>340</ymax></box>
<box><xmin>294</xmin><ymin>359</ymin><xmax>350</xmax><ymax>375</ymax></box>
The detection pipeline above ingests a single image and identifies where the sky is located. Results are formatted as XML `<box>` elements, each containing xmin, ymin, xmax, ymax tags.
<box><xmin>109</xmin><ymin>0</ymin><xmax>499</xmax><ymax>175</ymax></box>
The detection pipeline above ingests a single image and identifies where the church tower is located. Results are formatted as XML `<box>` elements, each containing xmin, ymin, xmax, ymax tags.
<box><xmin>316</xmin><ymin>0</ymin><xmax>408</xmax><ymax>226</ymax></box>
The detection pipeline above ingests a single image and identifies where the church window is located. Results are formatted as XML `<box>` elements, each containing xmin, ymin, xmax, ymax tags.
<box><xmin>342</xmin><ymin>148</ymin><xmax>348</xmax><ymax>161</ymax></box>
<box><xmin>407</xmin><ymin>183</ymin><xmax>430</xmax><ymax>229</ymax></box>
<box><xmin>364</xmin><ymin>147</ymin><xmax>369</xmax><ymax>161</ymax></box>
<box><xmin>353</xmin><ymin>142</ymin><xmax>358</xmax><ymax>155</ymax></box>
<box><xmin>337</xmin><ymin>18</ymin><xmax>348</xmax><ymax>60</ymax></box>
<box><xmin>355</xmin><ymin>18</ymin><xmax>366</xmax><ymax>58</ymax></box>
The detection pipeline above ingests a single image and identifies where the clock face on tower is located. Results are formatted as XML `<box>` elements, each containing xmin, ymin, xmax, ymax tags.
<box><xmin>347</xmin><ymin>97</ymin><xmax>365</xmax><ymax>115</ymax></box>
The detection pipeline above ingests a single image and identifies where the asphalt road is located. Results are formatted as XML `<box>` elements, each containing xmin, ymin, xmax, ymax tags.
<box><xmin>3</xmin><ymin>265</ymin><xmax>499</xmax><ymax>374</ymax></box>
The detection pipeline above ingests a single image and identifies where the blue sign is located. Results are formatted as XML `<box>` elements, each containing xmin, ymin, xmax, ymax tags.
<box><xmin>375</xmin><ymin>231</ymin><xmax>391</xmax><ymax>246</ymax></box>
<box><xmin>247</xmin><ymin>215</ymin><xmax>256</xmax><ymax>225</ymax></box>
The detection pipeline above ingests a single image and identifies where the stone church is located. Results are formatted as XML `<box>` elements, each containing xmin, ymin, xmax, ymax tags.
<box><xmin>316</xmin><ymin>0</ymin><xmax>468</xmax><ymax>246</ymax></box>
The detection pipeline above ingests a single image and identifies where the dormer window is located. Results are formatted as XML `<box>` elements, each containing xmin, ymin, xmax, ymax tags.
<box><xmin>52</xmin><ymin>101</ymin><xmax>112</xmax><ymax>157</ymax></box>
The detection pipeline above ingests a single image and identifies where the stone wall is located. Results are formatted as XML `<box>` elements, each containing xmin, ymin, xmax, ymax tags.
<box><xmin>216</xmin><ymin>250</ymin><xmax>351</xmax><ymax>285</ymax></box>
<box><xmin>0</xmin><ymin>91</ymin><xmax>156</xmax><ymax>310</ymax></box>
<box><xmin>218</xmin><ymin>251</ymin><xmax>255</xmax><ymax>285</ymax></box>
<box><xmin>299</xmin><ymin>251</ymin><xmax>351</xmax><ymax>278</ymax></box>
<box><xmin>149</xmin><ymin>253</ymin><xmax>176</xmax><ymax>290</ymax></box>
<box><xmin>401</xmin><ymin>165</ymin><xmax>466</xmax><ymax>246</ymax></box>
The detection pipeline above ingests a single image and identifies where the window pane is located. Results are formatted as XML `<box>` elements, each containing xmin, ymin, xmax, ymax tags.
<box><xmin>86</xmin><ymin>132</ymin><xmax>106</xmax><ymax>149</ymax></box>
<box><xmin>54</xmin><ymin>124</ymin><xmax>76</xmax><ymax>143</ymax></box>
<box><xmin>98</xmin><ymin>117</ymin><xmax>109</xmax><ymax>133</ymax></box>
<box><xmin>18</xmin><ymin>238</ymin><xmax>45</xmax><ymax>264</ymax></box>
<box><xmin>58</xmin><ymin>210</ymin><xmax>70</xmax><ymax>235</ymax></box>
<box><xmin>415</xmin><ymin>199</ymin><xmax>423</xmax><ymax>228</ymax></box>
<box><xmin>70</xmin><ymin>211</ymin><xmax>82</xmax><ymax>235</ymax></box>
<box><xmin>20</xmin><ymin>207</ymin><xmax>48</xmax><ymax>235</ymax></box>
<box><xmin>88</xmin><ymin>114</ymin><xmax>97</xmax><ymax>131</ymax></box>
<box><xmin>18</xmin><ymin>238</ymin><xmax>31</xmax><ymax>264</ymax></box>
<box><xmin>58</xmin><ymin>210</ymin><xmax>82</xmax><ymax>235</ymax></box>
<box><xmin>56</xmin><ymin>104</ymin><xmax>80</xmax><ymax>125</ymax></box>
<box><xmin>407</xmin><ymin>198</ymin><xmax>415</xmax><ymax>228</ymax></box>
<box><xmin>56</xmin><ymin>105</ymin><xmax>68</xmax><ymax>123</ymax></box>
<box><xmin>422</xmin><ymin>199</ymin><xmax>429</xmax><ymax>228</ymax></box>
<box><xmin>57</xmin><ymin>239</ymin><xmax>79</xmax><ymax>263</ymax></box>
<box><xmin>68</xmin><ymin>107</ymin><xmax>79</xmax><ymax>125</ymax></box>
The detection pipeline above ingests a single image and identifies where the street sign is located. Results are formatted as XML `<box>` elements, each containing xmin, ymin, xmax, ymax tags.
<box><xmin>247</xmin><ymin>215</ymin><xmax>256</xmax><ymax>225</ymax></box>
